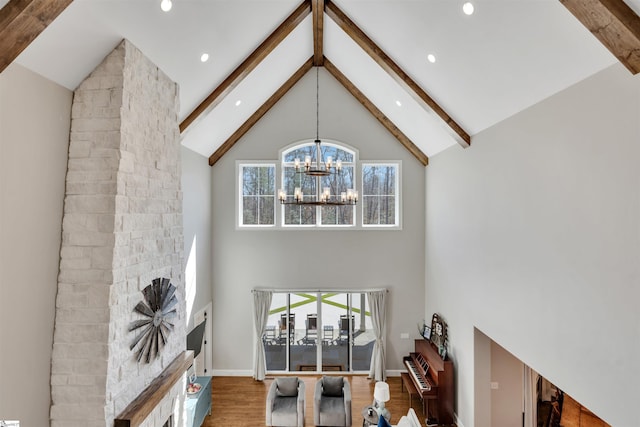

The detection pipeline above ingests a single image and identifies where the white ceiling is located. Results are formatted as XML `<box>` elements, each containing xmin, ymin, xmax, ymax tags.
<box><xmin>11</xmin><ymin>0</ymin><xmax>634</xmax><ymax>160</ymax></box>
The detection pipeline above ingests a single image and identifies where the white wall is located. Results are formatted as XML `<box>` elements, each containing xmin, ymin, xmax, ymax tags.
<box><xmin>426</xmin><ymin>63</ymin><xmax>640</xmax><ymax>427</ymax></box>
<box><xmin>491</xmin><ymin>340</ymin><xmax>523</xmax><ymax>427</ymax></box>
<box><xmin>182</xmin><ymin>147</ymin><xmax>212</xmax><ymax>330</ymax></box>
<box><xmin>182</xmin><ymin>146</ymin><xmax>213</xmax><ymax>327</ymax></box>
<box><xmin>210</xmin><ymin>68</ymin><xmax>426</xmax><ymax>373</ymax></box>
<box><xmin>0</xmin><ymin>64</ymin><xmax>72</xmax><ymax>425</ymax></box>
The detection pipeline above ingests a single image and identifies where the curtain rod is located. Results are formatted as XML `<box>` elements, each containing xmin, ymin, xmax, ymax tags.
<box><xmin>251</xmin><ymin>288</ymin><xmax>388</xmax><ymax>293</ymax></box>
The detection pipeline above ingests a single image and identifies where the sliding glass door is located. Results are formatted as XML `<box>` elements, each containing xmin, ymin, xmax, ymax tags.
<box><xmin>289</xmin><ymin>293</ymin><xmax>317</xmax><ymax>371</ymax></box>
<box><xmin>321</xmin><ymin>292</ymin><xmax>350</xmax><ymax>372</ymax></box>
<box><xmin>263</xmin><ymin>291</ymin><xmax>373</xmax><ymax>374</ymax></box>
<box><xmin>264</xmin><ymin>294</ymin><xmax>286</xmax><ymax>371</ymax></box>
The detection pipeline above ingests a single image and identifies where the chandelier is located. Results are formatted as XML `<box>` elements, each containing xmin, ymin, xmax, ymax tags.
<box><xmin>278</xmin><ymin>67</ymin><xmax>358</xmax><ymax>206</ymax></box>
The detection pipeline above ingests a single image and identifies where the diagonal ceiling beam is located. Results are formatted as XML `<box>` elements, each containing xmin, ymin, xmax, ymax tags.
<box><xmin>209</xmin><ymin>57</ymin><xmax>314</xmax><ymax>166</ymax></box>
<box><xmin>325</xmin><ymin>0</ymin><xmax>470</xmax><ymax>149</ymax></box>
<box><xmin>180</xmin><ymin>0</ymin><xmax>312</xmax><ymax>134</ymax></box>
<box><xmin>324</xmin><ymin>57</ymin><xmax>429</xmax><ymax>166</ymax></box>
<box><xmin>560</xmin><ymin>0</ymin><xmax>640</xmax><ymax>74</ymax></box>
<box><xmin>312</xmin><ymin>0</ymin><xmax>324</xmax><ymax>66</ymax></box>
<box><xmin>0</xmin><ymin>0</ymin><xmax>74</xmax><ymax>74</ymax></box>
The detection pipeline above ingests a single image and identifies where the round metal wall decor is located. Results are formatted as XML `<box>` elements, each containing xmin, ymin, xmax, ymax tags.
<box><xmin>129</xmin><ymin>278</ymin><xmax>177</xmax><ymax>363</ymax></box>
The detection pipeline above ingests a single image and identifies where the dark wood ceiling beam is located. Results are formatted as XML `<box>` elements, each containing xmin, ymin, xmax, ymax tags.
<box><xmin>560</xmin><ymin>0</ymin><xmax>640</xmax><ymax>74</ymax></box>
<box><xmin>209</xmin><ymin>57</ymin><xmax>314</xmax><ymax>166</ymax></box>
<box><xmin>0</xmin><ymin>0</ymin><xmax>74</xmax><ymax>74</ymax></box>
<box><xmin>325</xmin><ymin>0</ymin><xmax>470</xmax><ymax>149</ymax></box>
<box><xmin>324</xmin><ymin>57</ymin><xmax>429</xmax><ymax>166</ymax></box>
<box><xmin>181</xmin><ymin>0</ymin><xmax>312</xmax><ymax>134</ymax></box>
<box><xmin>312</xmin><ymin>0</ymin><xmax>324</xmax><ymax>66</ymax></box>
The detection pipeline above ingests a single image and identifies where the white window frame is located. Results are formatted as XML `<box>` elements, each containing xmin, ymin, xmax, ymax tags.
<box><xmin>280</xmin><ymin>140</ymin><xmax>357</xmax><ymax>228</ymax></box>
<box><xmin>237</xmin><ymin>161</ymin><xmax>276</xmax><ymax>228</ymax></box>
<box><xmin>361</xmin><ymin>161</ymin><xmax>401</xmax><ymax>229</ymax></box>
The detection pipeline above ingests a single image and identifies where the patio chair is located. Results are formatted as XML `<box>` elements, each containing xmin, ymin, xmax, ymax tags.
<box><xmin>337</xmin><ymin>315</ymin><xmax>354</xmax><ymax>345</ymax></box>
<box><xmin>298</xmin><ymin>314</ymin><xmax>318</xmax><ymax>345</ymax></box>
<box><xmin>278</xmin><ymin>313</ymin><xmax>295</xmax><ymax>343</ymax></box>
<box><xmin>263</xmin><ymin>325</ymin><xmax>277</xmax><ymax>345</ymax></box>
<box><xmin>322</xmin><ymin>325</ymin><xmax>334</xmax><ymax>345</ymax></box>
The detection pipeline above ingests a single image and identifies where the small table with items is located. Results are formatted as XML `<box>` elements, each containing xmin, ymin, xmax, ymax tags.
<box><xmin>186</xmin><ymin>376</ymin><xmax>212</xmax><ymax>427</ymax></box>
<box><xmin>362</xmin><ymin>405</ymin><xmax>391</xmax><ymax>427</ymax></box>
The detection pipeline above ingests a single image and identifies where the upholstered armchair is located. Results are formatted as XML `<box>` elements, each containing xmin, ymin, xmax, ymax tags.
<box><xmin>314</xmin><ymin>376</ymin><xmax>352</xmax><ymax>426</ymax></box>
<box><xmin>266</xmin><ymin>377</ymin><xmax>305</xmax><ymax>427</ymax></box>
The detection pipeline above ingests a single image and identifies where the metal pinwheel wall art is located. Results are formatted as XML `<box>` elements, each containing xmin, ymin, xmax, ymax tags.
<box><xmin>129</xmin><ymin>278</ymin><xmax>178</xmax><ymax>363</ymax></box>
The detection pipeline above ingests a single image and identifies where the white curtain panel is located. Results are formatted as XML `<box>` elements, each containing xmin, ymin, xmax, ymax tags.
<box><xmin>252</xmin><ymin>290</ymin><xmax>273</xmax><ymax>380</ymax></box>
<box><xmin>367</xmin><ymin>290</ymin><xmax>387</xmax><ymax>381</ymax></box>
<box><xmin>523</xmin><ymin>366</ymin><xmax>539</xmax><ymax>427</ymax></box>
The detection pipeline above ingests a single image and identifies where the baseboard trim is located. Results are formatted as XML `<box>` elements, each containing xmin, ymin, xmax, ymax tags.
<box><xmin>212</xmin><ymin>369</ymin><xmax>405</xmax><ymax>377</ymax></box>
<box><xmin>211</xmin><ymin>369</ymin><xmax>253</xmax><ymax>376</ymax></box>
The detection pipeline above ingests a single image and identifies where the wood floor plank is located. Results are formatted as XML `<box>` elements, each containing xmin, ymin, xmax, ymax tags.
<box><xmin>205</xmin><ymin>375</ymin><xmax>431</xmax><ymax>427</ymax></box>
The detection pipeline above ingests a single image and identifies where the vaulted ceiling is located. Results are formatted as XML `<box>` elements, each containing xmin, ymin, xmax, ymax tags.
<box><xmin>2</xmin><ymin>0</ymin><xmax>640</xmax><ymax>166</ymax></box>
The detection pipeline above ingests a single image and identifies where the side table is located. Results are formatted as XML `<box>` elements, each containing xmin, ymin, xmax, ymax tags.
<box><xmin>362</xmin><ymin>405</ymin><xmax>390</xmax><ymax>427</ymax></box>
<box><xmin>186</xmin><ymin>376</ymin><xmax>212</xmax><ymax>427</ymax></box>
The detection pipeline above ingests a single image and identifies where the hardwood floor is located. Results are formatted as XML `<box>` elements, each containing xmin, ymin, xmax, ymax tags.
<box><xmin>202</xmin><ymin>374</ymin><xmax>609</xmax><ymax>427</ymax></box>
<box><xmin>204</xmin><ymin>375</ymin><xmax>429</xmax><ymax>427</ymax></box>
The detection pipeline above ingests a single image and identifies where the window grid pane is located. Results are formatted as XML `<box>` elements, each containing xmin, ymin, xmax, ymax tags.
<box><xmin>241</xmin><ymin>164</ymin><xmax>275</xmax><ymax>226</ymax></box>
<box><xmin>243</xmin><ymin>197</ymin><xmax>259</xmax><ymax>225</ymax></box>
<box><xmin>362</xmin><ymin>195</ymin><xmax>380</xmax><ymax>225</ymax></box>
<box><xmin>362</xmin><ymin>164</ymin><xmax>398</xmax><ymax>226</ymax></box>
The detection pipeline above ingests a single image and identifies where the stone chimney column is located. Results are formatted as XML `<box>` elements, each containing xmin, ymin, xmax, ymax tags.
<box><xmin>50</xmin><ymin>40</ymin><xmax>185</xmax><ymax>427</ymax></box>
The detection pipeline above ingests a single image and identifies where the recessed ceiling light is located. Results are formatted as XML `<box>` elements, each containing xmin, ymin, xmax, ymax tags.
<box><xmin>200</xmin><ymin>53</ymin><xmax>209</xmax><ymax>63</ymax></box>
<box><xmin>427</xmin><ymin>54</ymin><xmax>436</xmax><ymax>63</ymax></box>
<box><xmin>235</xmin><ymin>100</ymin><xmax>242</xmax><ymax>107</ymax></box>
<box><xmin>395</xmin><ymin>100</ymin><xmax>402</xmax><ymax>107</ymax></box>
<box><xmin>463</xmin><ymin>2</ymin><xmax>474</xmax><ymax>15</ymax></box>
<box><xmin>160</xmin><ymin>0</ymin><xmax>172</xmax><ymax>12</ymax></box>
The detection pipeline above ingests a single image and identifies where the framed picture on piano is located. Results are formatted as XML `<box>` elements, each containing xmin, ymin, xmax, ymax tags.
<box><xmin>429</xmin><ymin>313</ymin><xmax>448</xmax><ymax>357</ymax></box>
<box><xmin>421</xmin><ymin>324</ymin><xmax>431</xmax><ymax>341</ymax></box>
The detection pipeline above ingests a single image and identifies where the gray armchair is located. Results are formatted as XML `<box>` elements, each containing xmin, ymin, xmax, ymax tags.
<box><xmin>266</xmin><ymin>377</ymin><xmax>305</xmax><ymax>427</ymax></box>
<box><xmin>314</xmin><ymin>376</ymin><xmax>352</xmax><ymax>426</ymax></box>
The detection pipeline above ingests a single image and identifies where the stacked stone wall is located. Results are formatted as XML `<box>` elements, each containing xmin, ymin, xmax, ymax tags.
<box><xmin>51</xmin><ymin>40</ymin><xmax>184</xmax><ymax>427</ymax></box>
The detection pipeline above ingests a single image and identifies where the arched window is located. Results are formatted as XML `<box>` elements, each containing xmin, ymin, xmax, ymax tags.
<box><xmin>281</xmin><ymin>140</ymin><xmax>356</xmax><ymax>227</ymax></box>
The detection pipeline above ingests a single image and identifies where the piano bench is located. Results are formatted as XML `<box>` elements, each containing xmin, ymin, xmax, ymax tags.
<box><xmin>400</xmin><ymin>372</ymin><xmax>419</xmax><ymax>409</ymax></box>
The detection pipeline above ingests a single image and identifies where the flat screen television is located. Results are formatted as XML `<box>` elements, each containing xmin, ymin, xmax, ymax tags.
<box><xmin>186</xmin><ymin>319</ymin><xmax>206</xmax><ymax>358</ymax></box>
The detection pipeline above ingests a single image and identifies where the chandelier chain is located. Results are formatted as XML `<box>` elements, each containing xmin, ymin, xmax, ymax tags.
<box><xmin>316</xmin><ymin>66</ymin><xmax>320</xmax><ymax>141</ymax></box>
<box><xmin>276</xmin><ymin>65</ymin><xmax>358</xmax><ymax>206</ymax></box>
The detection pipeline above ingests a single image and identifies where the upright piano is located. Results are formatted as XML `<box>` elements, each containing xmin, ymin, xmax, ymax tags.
<box><xmin>402</xmin><ymin>339</ymin><xmax>454</xmax><ymax>425</ymax></box>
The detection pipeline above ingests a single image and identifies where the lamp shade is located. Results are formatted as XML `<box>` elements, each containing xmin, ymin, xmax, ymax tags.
<box><xmin>373</xmin><ymin>381</ymin><xmax>390</xmax><ymax>402</ymax></box>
